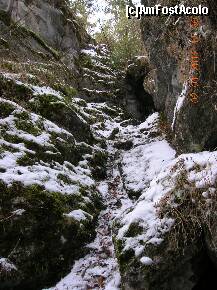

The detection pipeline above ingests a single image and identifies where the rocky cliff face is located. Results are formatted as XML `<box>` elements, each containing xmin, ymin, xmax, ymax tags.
<box><xmin>139</xmin><ymin>0</ymin><xmax>217</xmax><ymax>153</ymax></box>
<box><xmin>112</xmin><ymin>1</ymin><xmax>217</xmax><ymax>290</ymax></box>
<box><xmin>0</xmin><ymin>0</ymin><xmax>90</xmax><ymax>68</ymax></box>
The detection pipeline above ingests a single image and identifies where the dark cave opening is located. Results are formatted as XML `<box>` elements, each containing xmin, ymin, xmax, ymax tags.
<box><xmin>192</xmin><ymin>249</ymin><xmax>217</xmax><ymax>290</ymax></box>
<box><xmin>125</xmin><ymin>74</ymin><xmax>156</xmax><ymax>120</ymax></box>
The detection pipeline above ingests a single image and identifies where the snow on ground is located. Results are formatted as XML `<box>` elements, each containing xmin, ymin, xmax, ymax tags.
<box><xmin>45</xmin><ymin>112</ymin><xmax>175</xmax><ymax>290</ymax></box>
<box><xmin>63</xmin><ymin>209</ymin><xmax>93</xmax><ymax>222</ymax></box>
<box><xmin>1</xmin><ymin>72</ymin><xmax>63</xmax><ymax>99</ymax></box>
<box><xmin>31</xmin><ymin>85</ymin><xmax>63</xmax><ymax>99</ymax></box>
<box><xmin>41</xmin><ymin>107</ymin><xmax>217</xmax><ymax>289</ymax></box>
<box><xmin>0</xmin><ymin>97</ymin><xmax>95</xmax><ymax>195</ymax></box>
<box><xmin>116</xmin><ymin>163</ymin><xmax>176</xmax><ymax>256</ymax></box>
<box><xmin>0</xmin><ymin>74</ymin><xmax>123</xmax><ymax>202</ymax></box>
<box><xmin>0</xmin><ymin>151</ymin><xmax>94</xmax><ymax>194</ymax></box>
<box><xmin>83</xmin><ymin>68</ymin><xmax>114</xmax><ymax>80</ymax></box>
<box><xmin>114</xmin><ymin>113</ymin><xmax>177</xmax><ymax>257</ymax></box>
<box><xmin>44</xmin><ymin>105</ymin><xmax>134</xmax><ymax>290</ymax></box>
<box><xmin>122</xmin><ymin>139</ymin><xmax>176</xmax><ymax>195</ymax></box>
<box><xmin>46</xmin><ymin>141</ymin><xmax>132</xmax><ymax>290</ymax></box>
<box><xmin>173</xmin><ymin>150</ymin><xmax>217</xmax><ymax>195</ymax></box>
<box><xmin>0</xmin><ymin>258</ymin><xmax>17</xmax><ymax>272</ymax></box>
<box><xmin>81</xmin><ymin>49</ymin><xmax>98</xmax><ymax>58</ymax></box>
<box><xmin>2</xmin><ymin>71</ymin><xmax>214</xmax><ymax>289</ymax></box>
<box><xmin>115</xmin><ymin>113</ymin><xmax>217</xmax><ymax>263</ymax></box>
<box><xmin>116</xmin><ymin>113</ymin><xmax>176</xmax><ymax>195</ymax></box>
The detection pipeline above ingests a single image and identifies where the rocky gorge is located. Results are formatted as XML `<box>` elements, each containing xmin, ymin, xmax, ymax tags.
<box><xmin>0</xmin><ymin>0</ymin><xmax>217</xmax><ymax>290</ymax></box>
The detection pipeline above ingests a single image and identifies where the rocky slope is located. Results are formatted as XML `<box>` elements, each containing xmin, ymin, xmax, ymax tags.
<box><xmin>1</xmin><ymin>1</ymin><xmax>217</xmax><ymax>290</ymax></box>
<box><xmin>0</xmin><ymin>1</ymin><xmax>122</xmax><ymax>289</ymax></box>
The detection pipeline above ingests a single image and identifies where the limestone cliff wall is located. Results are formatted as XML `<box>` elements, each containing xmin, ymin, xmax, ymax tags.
<box><xmin>141</xmin><ymin>0</ymin><xmax>217</xmax><ymax>152</ymax></box>
<box><xmin>0</xmin><ymin>0</ymin><xmax>90</xmax><ymax>69</ymax></box>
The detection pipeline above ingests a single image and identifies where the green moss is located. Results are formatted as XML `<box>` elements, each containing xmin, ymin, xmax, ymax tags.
<box><xmin>52</xmin><ymin>137</ymin><xmax>82</xmax><ymax>165</ymax></box>
<box><xmin>0</xmin><ymin>76</ymin><xmax>32</xmax><ymax>104</ymax></box>
<box><xmin>90</xmin><ymin>150</ymin><xmax>108</xmax><ymax>180</ymax></box>
<box><xmin>23</xmin><ymin>140</ymin><xmax>52</xmax><ymax>157</ymax></box>
<box><xmin>73</xmin><ymin>98</ymin><xmax>87</xmax><ymax>107</ymax></box>
<box><xmin>101</xmin><ymin>105</ymin><xmax>119</xmax><ymax>117</ymax></box>
<box><xmin>2</xmin><ymin>132</ymin><xmax>23</xmax><ymax>144</ymax></box>
<box><xmin>0</xmin><ymin>101</ymin><xmax>15</xmax><ymax>118</ymax></box>
<box><xmin>79</xmin><ymin>53</ymin><xmax>93</xmax><ymax>69</ymax></box>
<box><xmin>114</xmin><ymin>237</ymin><xmax>135</xmax><ymax>274</ymax></box>
<box><xmin>16</xmin><ymin>85</ymin><xmax>29</xmax><ymax>98</ymax></box>
<box><xmin>57</xmin><ymin>173</ymin><xmax>74</xmax><ymax>185</ymax></box>
<box><xmin>76</xmin><ymin>142</ymin><xmax>92</xmax><ymax>156</ymax></box>
<box><xmin>92</xmin><ymin>151</ymin><xmax>108</xmax><ymax>166</ymax></box>
<box><xmin>29</xmin><ymin>94</ymin><xmax>62</xmax><ymax>115</ymax></box>
<box><xmin>190</xmin><ymin>143</ymin><xmax>203</xmax><ymax>153</ymax></box>
<box><xmin>0</xmin><ymin>143</ymin><xmax>19</xmax><ymax>154</ymax></box>
<box><xmin>16</xmin><ymin>153</ymin><xmax>36</xmax><ymax>166</ymax></box>
<box><xmin>14</xmin><ymin>118</ymin><xmax>41</xmax><ymax>136</ymax></box>
<box><xmin>3</xmin><ymin>133</ymin><xmax>59</xmax><ymax>164</ymax></box>
<box><xmin>125</xmin><ymin>223</ymin><xmax>143</xmax><ymax>238</ymax></box>
<box><xmin>84</xmin><ymin>108</ymin><xmax>105</xmax><ymax>123</ymax></box>
<box><xmin>0</xmin><ymin>180</ymin><xmax>100</xmax><ymax>289</ymax></box>
<box><xmin>29</xmin><ymin>94</ymin><xmax>93</xmax><ymax>143</ymax></box>
<box><xmin>1</xmin><ymin>61</ymin><xmax>15</xmax><ymax>72</ymax></box>
<box><xmin>13</xmin><ymin>110</ymin><xmax>29</xmax><ymax>120</ymax></box>
<box><xmin>53</xmin><ymin>84</ymin><xmax>78</xmax><ymax>103</ymax></box>
<box><xmin>109</xmin><ymin>127</ymin><xmax>120</xmax><ymax>140</ymax></box>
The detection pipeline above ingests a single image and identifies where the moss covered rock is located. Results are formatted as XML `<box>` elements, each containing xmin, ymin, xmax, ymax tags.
<box><xmin>113</xmin><ymin>152</ymin><xmax>217</xmax><ymax>290</ymax></box>
<box><xmin>0</xmin><ymin>181</ymin><xmax>101</xmax><ymax>289</ymax></box>
<box><xmin>0</xmin><ymin>92</ymin><xmax>106</xmax><ymax>289</ymax></box>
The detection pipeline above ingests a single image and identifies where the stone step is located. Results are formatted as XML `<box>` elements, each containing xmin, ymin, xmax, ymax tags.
<box><xmin>80</xmin><ymin>87</ymin><xmax>116</xmax><ymax>102</ymax></box>
<box><xmin>82</xmin><ymin>68</ymin><xmax>116</xmax><ymax>81</ymax></box>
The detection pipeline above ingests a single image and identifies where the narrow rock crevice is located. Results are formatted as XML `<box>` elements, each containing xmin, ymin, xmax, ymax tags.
<box><xmin>125</xmin><ymin>73</ymin><xmax>156</xmax><ymax>120</ymax></box>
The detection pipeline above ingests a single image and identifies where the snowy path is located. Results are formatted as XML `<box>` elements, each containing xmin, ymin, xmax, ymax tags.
<box><xmin>43</xmin><ymin>107</ymin><xmax>217</xmax><ymax>290</ymax></box>
<box><xmin>48</xmin><ymin>144</ymin><xmax>132</xmax><ymax>290</ymax></box>
<box><xmin>46</xmin><ymin>112</ymin><xmax>175</xmax><ymax>290</ymax></box>
<box><xmin>45</xmin><ymin>111</ymin><xmax>178</xmax><ymax>290</ymax></box>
